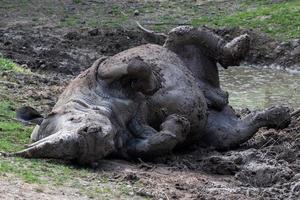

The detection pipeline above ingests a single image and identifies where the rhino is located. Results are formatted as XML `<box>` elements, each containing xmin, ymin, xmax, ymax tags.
<box><xmin>11</xmin><ymin>26</ymin><xmax>291</xmax><ymax>165</ymax></box>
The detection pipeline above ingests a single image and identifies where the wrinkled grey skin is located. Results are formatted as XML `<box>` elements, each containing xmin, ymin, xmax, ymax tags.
<box><xmin>11</xmin><ymin>26</ymin><xmax>291</xmax><ymax>165</ymax></box>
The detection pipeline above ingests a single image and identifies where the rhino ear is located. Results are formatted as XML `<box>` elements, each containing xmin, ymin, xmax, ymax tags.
<box><xmin>16</xmin><ymin>106</ymin><xmax>44</xmax><ymax>125</ymax></box>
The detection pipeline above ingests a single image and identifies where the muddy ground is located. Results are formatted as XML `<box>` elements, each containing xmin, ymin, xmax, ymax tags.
<box><xmin>0</xmin><ymin>0</ymin><xmax>300</xmax><ymax>199</ymax></box>
<box><xmin>1</xmin><ymin>25</ymin><xmax>300</xmax><ymax>75</ymax></box>
<box><xmin>1</xmin><ymin>0</ymin><xmax>300</xmax><ymax>75</ymax></box>
<box><xmin>1</xmin><ymin>69</ymin><xmax>299</xmax><ymax>199</ymax></box>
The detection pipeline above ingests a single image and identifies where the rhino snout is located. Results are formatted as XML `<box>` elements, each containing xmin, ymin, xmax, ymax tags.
<box><xmin>76</xmin><ymin>124</ymin><xmax>116</xmax><ymax>164</ymax></box>
<box><xmin>11</xmin><ymin>123</ymin><xmax>116</xmax><ymax>165</ymax></box>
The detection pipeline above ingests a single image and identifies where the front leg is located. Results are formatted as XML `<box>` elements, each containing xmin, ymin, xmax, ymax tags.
<box><xmin>126</xmin><ymin>114</ymin><xmax>190</xmax><ymax>158</ymax></box>
<box><xmin>97</xmin><ymin>56</ymin><xmax>160</xmax><ymax>95</ymax></box>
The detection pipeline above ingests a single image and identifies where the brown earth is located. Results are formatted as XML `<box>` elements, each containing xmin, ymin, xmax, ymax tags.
<box><xmin>1</xmin><ymin>25</ymin><xmax>299</xmax><ymax>76</ymax></box>
<box><xmin>0</xmin><ymin>175</ymin><xmax>91</xmax><ymax>200</ymax></box>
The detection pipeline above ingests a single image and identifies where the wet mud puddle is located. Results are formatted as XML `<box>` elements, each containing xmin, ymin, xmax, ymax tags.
<box><xmin>219</xmin><ymin>66</ymin><xmax>300</xmax><ymax>109</ymax></box>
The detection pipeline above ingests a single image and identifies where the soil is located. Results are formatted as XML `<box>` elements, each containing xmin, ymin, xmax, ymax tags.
<box><xmin>0</xmin><ymin>176</ymin><xmax>90</xmax><ymax>200</ymax></box>
<box><xmin>213</xmin><ymin>27</ymin><xmax>300</xmax><ymax>71</ymax></box>
<box><xmin>1</xmin><ymin>43</ymin><xmax>299</xmax><ymax>200</ymax></box>
<box><xmin>0</xmin><ymin>26</ymin><xmax>147</xmax><ymax>75</ymax></box>
<box><xmin>0</xmin><ymin>1</ymin><xmax>299</xmax><ymax>200</ymax></box>
<box><xmin>1</xmin><ymin>25</ymin><xmax>299</xmax><ymax>76</ymax></box>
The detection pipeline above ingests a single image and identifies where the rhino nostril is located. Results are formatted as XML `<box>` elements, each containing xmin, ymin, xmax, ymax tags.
<box><xmin>83</xmin><ymin>127</ymin><xmax>88</xmax><ymax>132</ymax></box>
<box><xmin>88</xmin><ymin>125</ymin><xmax>102</xmax><ymax>133</ymax></box>
<box><xmin>78</xmin><ymin>125</ymin><xmax>103</xmax><ymax>136</ymax></box>
<box><xmin>77</xmin><ymin>126</ymin><xmax>89</xmax><ymax>135</ymax></box>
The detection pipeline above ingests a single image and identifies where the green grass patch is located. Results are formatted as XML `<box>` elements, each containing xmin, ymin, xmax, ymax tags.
<box><xmin>191</xmin><ymin>0</ymin><xmax>300</xmax><ymax>39</ymax></box>
<box><xmin>0</xmin><ymin>57</ymin><xmax>31</xmax><ymax>73</ymax></box>
<box><xmin>73</xmin><ymin>0</ymin><xmax>81</xmax><ymax>4</ymax></box>
<box><xmin>0</xmin><ymin>121</ymin><xmax>32</xmax><ymax>152</ymax></box>
<box><xmin>1</xmin><ymin>0</ymin><xmax>298</xmax><ymax>39</ymax></box>
<box><xmin>0</xmin><ymin>157</ymin><xmax>90</xmax><ymax>184</ymax></box>
<box><xmin>0</xmin><ymin>100</ymin><xmax>33</xmax><ymax>152</ymax></box>
<box><xmin>0</xmin><ymin>99</ymin><xmax>78</xmax><ymax>185</ymax></box>
<box><xmin>59</xmin><ymin>15</ymin><xmax>81</xmax><ymax>27</ymax></box>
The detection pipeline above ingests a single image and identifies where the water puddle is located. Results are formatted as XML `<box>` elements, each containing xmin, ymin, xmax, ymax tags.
<box><xmin>219</xmin><ymin>66</ymin><xmax>300</xmax><ymax>109</ymax></box>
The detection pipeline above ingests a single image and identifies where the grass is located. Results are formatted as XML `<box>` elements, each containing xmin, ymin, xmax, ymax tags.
<box><xmin>1</xmin><ymin>0</ymin><xmax>299</xmax><ymax>39</ymax></box>
<box><xmin>0</xmin><ymin>101</ymin><xmax>32</xmax><ymax>152</ymax></box>
<box><xmin>191</xmin><ymin>0</ymin><xmax>300</xmax><ymax>39</ymax></box>
<box><xmin>0</xmin><ymin>87</ymin><xmax>81</xmax><ymax>185</ymax></box>
<box><xmin>0</xmin><ymin>57</ymin><xmax>31</xmax><ymax>74</ymax></box>
<box><xmin>74</xmin><ymin>0</ymin><xmax>300</xmax><ymax>39</ymax></box>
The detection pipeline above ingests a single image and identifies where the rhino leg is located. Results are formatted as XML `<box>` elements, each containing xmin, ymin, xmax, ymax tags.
<box><xmin>202</xmin><ymin>106</ymin><xmax>291</xmax><ymax>149</ymax></box>
<box><xmin>98</xmin><ymin>56</ymin><xmax>159</xmax><ymax>95</ymax></box>
<box><xmin>126</xmin><ymin>114</ymin><xmax>190</xmax><ymax>158</ymax></box>
<box><xmin>164</xmin><ymin>26</ymin><xmax>250</xmax><ymax>68</ymax></box>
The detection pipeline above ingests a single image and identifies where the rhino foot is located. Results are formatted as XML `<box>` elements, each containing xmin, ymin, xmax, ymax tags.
<box><xmin>247</xmin><ymin>106</ymin><xmax>291</xmax><ymax>130</ymax></box>
<box><xmin>126</xmin><ymin>114</ymin><xmax>190</xmax><ymax>158</ymax></box>
<box><xmin>219</xmin><ymin>34</ymin><xmax>250</xmax><ymax>68</ymax></box>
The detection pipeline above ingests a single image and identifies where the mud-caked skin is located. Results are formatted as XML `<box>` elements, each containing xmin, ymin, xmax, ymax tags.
<box><xmin>11</xmin><ymin>26</ymin><xmax>291</xmax><ymax>165</ymax></box>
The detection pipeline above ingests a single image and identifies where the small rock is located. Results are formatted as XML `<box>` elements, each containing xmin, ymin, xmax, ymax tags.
<box><xmin>291</xmin><ymin>45</ymin><xmax>300</xmax><ymax>56</ymax></box>
<box><xmin>64</xmin><ymin>31</ymin><xmax>80</xmax><ymax>40</ymax></box>
<box><xmin>292</xmin><ymin>182</ymin><xmax>300</xmax><ymax>193</ymax></box>
<box><xmin>274</xmin><ymin>45</ymin><xmax>283</xmax><ymax>54</ymax></box>
<box><xmin>88</xmin><ymin>28</ymin><xmax>99</xmax><ymax>36</ymax></box>
<box><xmin>124</xmin><ymin>173</ymin><xmax>139</xmax><ymax>182</ymax></box>
<box><xmin>290</xmin><ymin>39</ymin><xmax>300</xmax><ymax>48</ymax></box>
<box><xmin>134</xmin><ymin>10</ymin><xmax>140</xmax><ymax>16</ymax></box>
<box><xmin>21</xmin><ymin>64</ymin><xmax>28</xmax><ymax>68</ymax></box>
<box><xmin>258</xmin><ymin>15</ymin><xmax>271</xmax><ymax>21</ymax></box>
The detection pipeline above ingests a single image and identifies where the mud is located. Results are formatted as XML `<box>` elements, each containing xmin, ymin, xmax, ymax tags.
<box><xmin>1</xmin><ymin>25</ymin><xmax>299</xmax><ymax>76</ymax></box>
<box><xmin>0</xmin><ymin>26</ymin><xmax>147</xmax><ymax>75</ymax></box>
<box><xmin>214</xmin><ymin>27</ymin><xmax>300</xmax><ymax>71</ymax></box>
<box><xmin>1</xmin><ymin>53</ymin><xmax>299</xmax><ymax>199</ymax></box>
<box><xmin>88</xmin><ymin>116</ymin><xmax>300</xmax><ymax>199</ymax></box>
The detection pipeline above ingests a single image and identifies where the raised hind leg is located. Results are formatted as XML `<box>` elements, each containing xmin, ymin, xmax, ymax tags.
<box><xmin>163</xmin><ymin>26</ymin><xmax>250</xmax><ymax>111</ymax></box>
<box><xmin>202</xmin><ymin>106</ymin><xmax>291</xmax><ymax>149</ymax></box>
<box><xmin>164</xmin><ymin>26</ymin><xmax>250</xmax><ymax>69</ymax></box>
<box><xmin>126</xmin><ymin>114</ymin><xmax>190</xmax><ymax>158</ymax></box>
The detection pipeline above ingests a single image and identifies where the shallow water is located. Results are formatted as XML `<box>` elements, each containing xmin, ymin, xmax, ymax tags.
<box><xmin>219</xmin><ymin>66</ymin><xmax>300</xmax><ymax>109</ymax></box>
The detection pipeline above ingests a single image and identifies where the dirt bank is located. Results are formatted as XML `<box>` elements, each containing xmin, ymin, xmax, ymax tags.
<box><xmin>0</xmin><ymin>26</ymin><xmax>146</xmax><ymax>75</ymax></box>
<box><xmin>214</xmin><ymin>27</ymin><xmax>300</xmax><ymax>71</ymax></box>
<box><xmin>1</xmin><ymin>25</ymin><xmax>299</xmax><ymax>75</ymax></box>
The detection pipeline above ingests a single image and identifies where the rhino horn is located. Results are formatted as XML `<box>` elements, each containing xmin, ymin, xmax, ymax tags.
<box><xmin>10</xmin><ymin>124</ymin><xmax>116</xmax><ymax>164</ymax></box>
<box><xmin>10</xmin><ymin>131</ymin><xmax>80</xmax><ymax>160</ymax></box>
